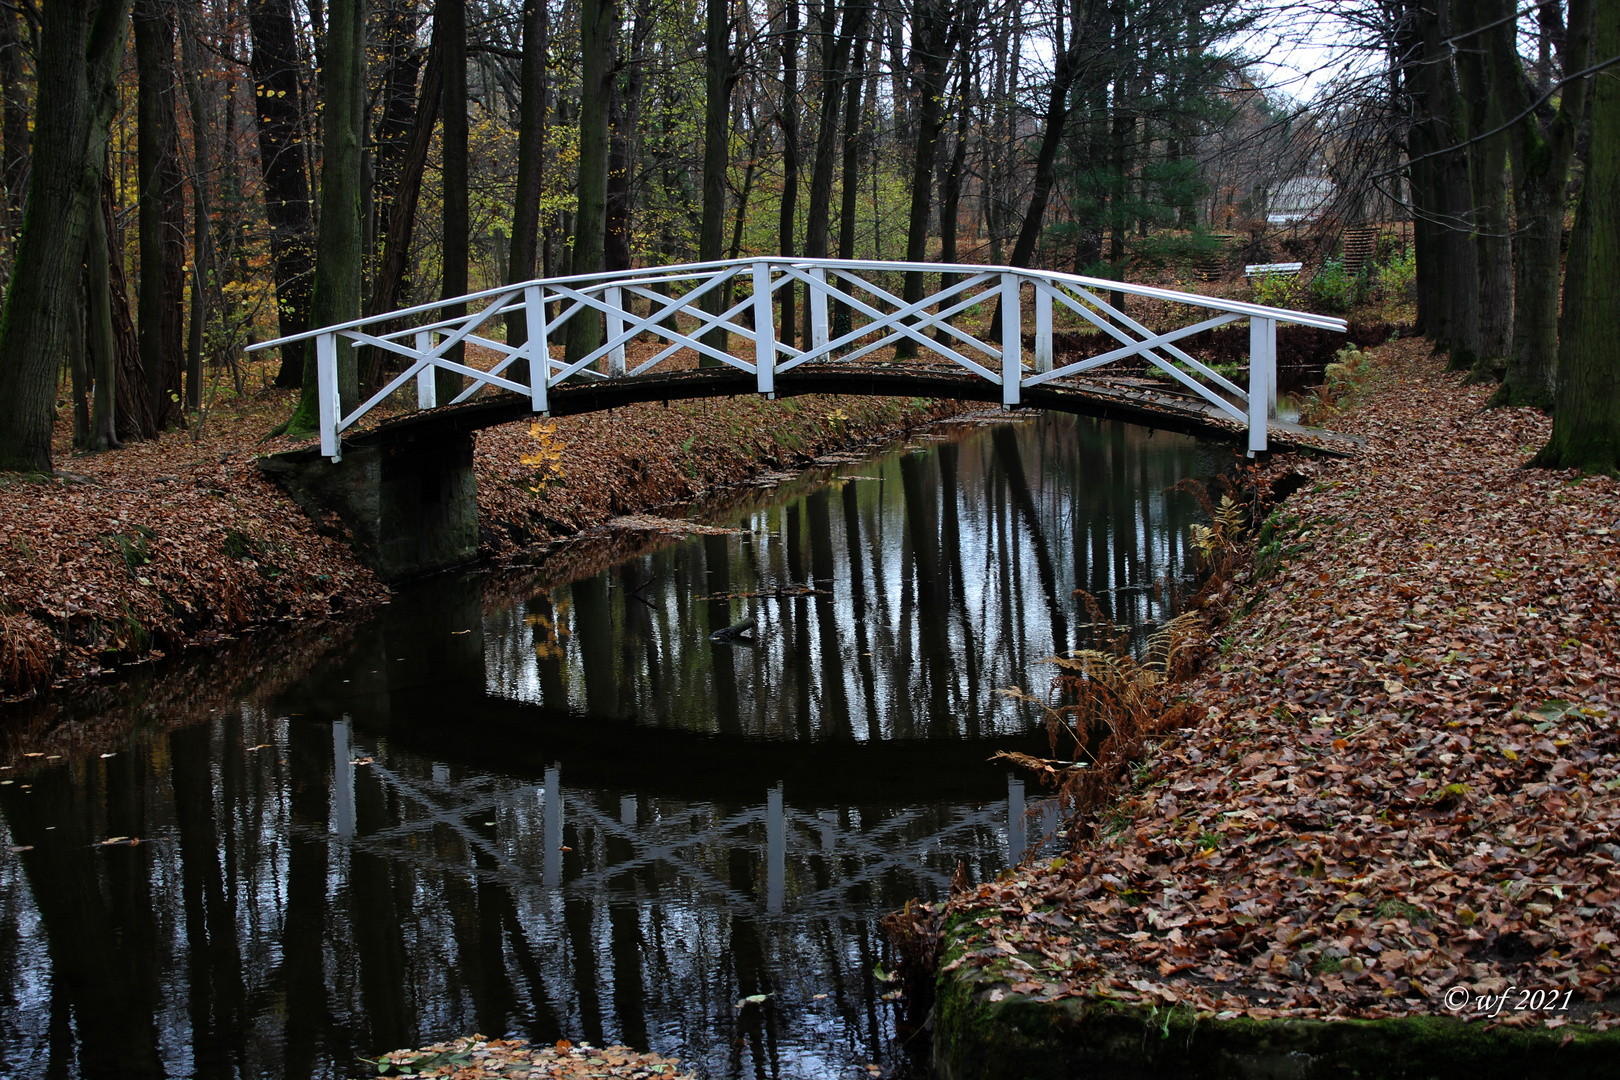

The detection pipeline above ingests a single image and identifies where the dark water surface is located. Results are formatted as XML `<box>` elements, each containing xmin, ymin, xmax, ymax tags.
<box><xmin>0</xmin><ymin>413</ymin><xmax>1219</xmax><ymax>1079</ymax></box>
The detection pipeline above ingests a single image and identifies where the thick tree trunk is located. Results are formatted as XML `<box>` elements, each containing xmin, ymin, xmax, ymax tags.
<box><xmin>285</xmin><ymin>0</ymin><xmax>363</xmax><ymax>434</ymax></box>
<box><xmin>506</xmin><ymin>0</ymin><xmax>548</xmax><ymax>347</ymax></box>
<box><xmin>437</xmin><ymin>0</ymin><xmax>468</xmax><ymax>405</ymax></box>
<box><xmin>249</xmin><ymin>0</ymin><xmax>317</xmax><ymax>389</ymax></box>
<box><xmin>565</xmin><ymin>0</ymin><xmax>616</xmax><ymax>363</ymax></box>
<box><xmin>1489</xmin><ymin>0</ymin><xmax>1592</xmax><ymax>410</ymax></box>
<box><xmin>135</xmin><ymin>0</ymin><xmax>187</xmax><ymax>430</ymax></box>
<box><xmin>1531</xmin><ymin>0</ymin><xmax>1619</xmax><ymax>473</ymax></box>
<box><xmin>0</xmin><ymin>0</ymin><xmax>131</xmax><ymax>474</ymax></box>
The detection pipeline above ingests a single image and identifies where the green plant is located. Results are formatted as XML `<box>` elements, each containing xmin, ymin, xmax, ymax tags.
<box><xmin>1373</xmin><ymin>898</ymin><xmax>1431</xmax><ymax>926</ymax></box>
<box><xmin>1309</xmin><ymin>953</ymin><xmax>1343</xmax><ymax>975</ymax></box>
<box><xmin>1308</xmin><ymin>258</ymin><xmax>1354</xmax><ymax>314</ymax></box>
<box><xmin>1250</xmin><ymin>270</ymin><xmax>1300</xmax><ymax>308</ymax></box>
<box><xmin>1189</xmin><ymin>494</ymin><xmax>1246</xmax><ymax>572</ymax></box>
<box><xmin>1377</xmin><ymin>247</ymin><xmax>1417</xmax><ymax>299</ymax></box>
<box><xmin>106</xmin><ymin>525</ymin><xmax>156</xmax><ymax>571</ymax></box>
<box><xmin>222</xmin><ymin>529</ymin><xmax>255</xmax><ymax>559</ymax></box>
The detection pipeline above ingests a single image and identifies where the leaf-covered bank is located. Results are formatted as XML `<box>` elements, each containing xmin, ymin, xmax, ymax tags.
<box><xmin>0</xmin><ymin>387</ymin><xmax>963</xmax><ymax>699</ymax></box>
<box><xmin>924</xmin><ymin>338</ymin><xmax>1619</xmax><ymax>1072</ymax></box>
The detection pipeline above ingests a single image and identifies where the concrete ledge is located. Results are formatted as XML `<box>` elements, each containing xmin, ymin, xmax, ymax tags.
<box><xmin>258</xmin><ymin>428</ymin><xmax>478</xmax><ymax>582</ymax></box>
<box><xmin>934</xmin><ymin>954</ymin><xmax>1620</xmax><ymax>1080</ymax></box>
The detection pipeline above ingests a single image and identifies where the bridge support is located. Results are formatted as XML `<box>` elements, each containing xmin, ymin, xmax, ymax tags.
<box><xmin>258</xmin><ymin>427</ymin><xmax>479</xmax><ymax>582</ymax></box>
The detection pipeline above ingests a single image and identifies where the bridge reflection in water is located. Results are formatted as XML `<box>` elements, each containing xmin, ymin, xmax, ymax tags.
<box><xmin>0</xmin><ymin>413</ymin><xmax>1209</xmax><ymax>1079</ymax></box>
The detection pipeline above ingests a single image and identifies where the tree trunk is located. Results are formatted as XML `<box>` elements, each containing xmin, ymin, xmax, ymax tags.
<box><xmin>285</xmin><ymin>0</ymin><xmax>363</xmax><ymax>435</ymax></box>
<box><xmin>0</xmin><ymin>0</ymin><xmax>131</xmax><ymax>474</ymax></box>
<box><xmin>365</xmin><ymin>15</ymin><xmax>443</xmax><ymax>322</ymax></box>
<box><xmin>0</xmin><ymin>0</ymin><xmax>29</xmax><ymax>249</ymax></box>
<box><xmin>696</xmin><ymin>0</ymin><xmax>731</xmax><ymax>362</ymax></box>
<box><xmin>506</xmin><ymin>0</ymin><xmax>548</xmax><ymax>347</ymax></box>
<box><xmin>1489</xmin><ymin>0</ymin><xmax>1592</xmax><ymax>409</ymax></box>
<box><xmin>804</xmin><ymin>0</ymin><xmax>860</xmax><ymax>263</ymax></box>
<box><xmin>833</xmin><ymin>26</ymin><xmax>875</xmax><ymax>339</ymax></box>
<box><xmin>179</xmin><ymin>3</ymin><xmax>215</xmax><ymax>412</ymax></box>
<box><xmin>86</xmin><ymin>176</ymin><xmax>121</xmax><ymax>450</ymax></box>
<box><xmin>68</xmin><ymin>269</ymin><xmax>90</xmax><ymax>447</ymax></box>
<box><xmin>437</xmin><ymin>0</ymin><xmax>468</xmax><ymax>405</ymax></box>
<box><xmin>992</xmin><ymin>0</ymin><xmax>1084</xmax><ymax>338</ymax></box>
<box><xmin>1531</xmin><ymin>0</ymin><xmax>1619</xmax><ymax>473</ymax></box>
<box><xmin>1453</xmin><ymin>0</ymin><xmax>1512</xmax><ymax>381</ymax></box>
<box><xmin>935</xmin><ymin>53</ymin><xmax>973</xmax><ymax>342</ymax></box>
<box><xmin>565</xmin><ymin>0</ymin><xmax>616</xmax><ymax>363</ymax></box>
<box><xmin>777</xmin><ymin>0</ymin><xmax>800</xmax><ymax>348</ymax></box>
<box><xmin>605</xmin><ymin>0</ymin><xmax>648</xmax><ymax>275</ymax></box>
<box><xmin>135</xmin><ymin>0</ymin><xmax>188</xmax><ymax>430</ymax></box>
<box><xmin>1423</xmin><ymin>0</ymin><xmax>1480</xmax><ymax>365</ymax></box>
<box><xmin>249</xmin><ymin>0</ymin><xmax>317</xmax><ymax>389</ymax></box>
<box><xmin>370</xmin><ymin>0</ymin><xmax>424</xmax><ymax>275</ymax></box>
<box><xmin>803</xmin><ymin>0</ymin><xmax>863</xmax><ymax>347</ymax></box>
<box><xmin>895</xmin><ymin>0</ymin><xmax>950</xmax><ymax>361</ymax></box>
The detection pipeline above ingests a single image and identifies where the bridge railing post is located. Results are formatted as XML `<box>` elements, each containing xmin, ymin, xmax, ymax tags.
<box><xmin>1034</xmin><ymin>281</ymin><xmax>1053</xmax><ymax>374</ymax></box>
<box><xmin>605</xmin><ymin>285</ymin><xmax>626</xmax><ymax>376</ymax></box>
<box><xmin>1000</xmin><ymin>273</ymin><xmax>1022</xmax><ymax>407</ymax></box>
<box><xmin>415</xmin><ymin>330</ymin><xmax>436</xmax><ymax>409</ymax></box>
<box><xmin>1248</xmin><ymin>316</ymin><xmax>1275</xmax><ymax>455</ymax></box>
<box><xmin>809</xmin><ymin>266</ymin><xmax>830</xmax><ymax>352</ymax></box>
<box><xmin>752</xmin><ymin>260</ymin><xmax>776</xmax><ymax>398</ymax></box>
<box><xmin>318</xmin><ymin>331</ymin><xmax>341</xmax><ymax>459</ymax></box>
<box><xmin>526</xmin><ymin>284</ymin><xmax>550</xmax><ymax>415</ymax></box>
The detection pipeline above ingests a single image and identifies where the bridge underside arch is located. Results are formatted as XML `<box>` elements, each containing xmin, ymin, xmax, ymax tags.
<box><xmin>260</xmin><ymin>365</ymin><xmax>1349</xmax><ymax>582</ymax></box>
<box><xmin>356</xmin><ymin>364</ymin><xmax>1256</xmax><ymax>451</ymax></box>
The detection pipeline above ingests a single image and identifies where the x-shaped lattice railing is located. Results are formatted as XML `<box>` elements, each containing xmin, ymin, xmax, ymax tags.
<box><xmin>325</xmin><ymin>753</ymin><xmax>1040</xmax><ymax>920</ymax></box>
<box><xmin>248</xmin><ymin>258</ymin><xmax>1346</xmax><ymax>463</ymax></box>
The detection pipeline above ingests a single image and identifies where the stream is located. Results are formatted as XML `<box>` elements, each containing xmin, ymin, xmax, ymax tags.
<box><xmin>0</xmin><ymin>411</ymin><xmax>1222</xmax><ymax>1079</ymax></box>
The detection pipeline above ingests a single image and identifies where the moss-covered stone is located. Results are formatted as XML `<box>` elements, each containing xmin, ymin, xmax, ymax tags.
<box><xmin>935</xmin><ymin>957</ymin><xmax>1620</xmax><ymax>1080</ymax></box>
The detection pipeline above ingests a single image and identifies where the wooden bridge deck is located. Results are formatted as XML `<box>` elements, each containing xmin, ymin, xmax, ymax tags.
<box><xmin>346</xmin><ymin>361</ymin><xmax>1360</xmax><ymax>456</ymax></box>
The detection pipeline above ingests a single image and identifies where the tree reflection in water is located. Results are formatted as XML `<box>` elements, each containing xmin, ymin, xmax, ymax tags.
<box><xmin>0</xmin><ymin>413</ymin><xmax>1213</xmax><ymax>1079</ymax></box>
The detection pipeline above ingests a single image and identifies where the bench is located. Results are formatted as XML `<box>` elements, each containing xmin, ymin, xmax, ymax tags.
<box><xmin>1244</xmin><ymin>262</ymin><xmax>1304</xmax><ymax>278</ymax></box>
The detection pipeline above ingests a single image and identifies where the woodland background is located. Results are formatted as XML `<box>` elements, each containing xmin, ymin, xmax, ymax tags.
<box><xmin>0</xmin><ymin>0</ymin><xmax>1613</xmax><ymax>475</ymax></box>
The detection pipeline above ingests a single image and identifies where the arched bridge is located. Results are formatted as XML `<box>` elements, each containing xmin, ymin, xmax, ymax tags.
<box><xmin>251</xmin><ymin>259</ymin><xmax>1345</xmax><ymax>579</ymax></box>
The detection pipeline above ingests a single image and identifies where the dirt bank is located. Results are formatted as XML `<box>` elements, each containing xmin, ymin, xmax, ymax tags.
<box><xmin>924</xmin><ymin>338</ymin><xmax>1619</xmax><ymax>1072</ymax></box>
<box><xmin>0</xmin><ymin>380</ymin><xmax>963</xmax><ymax>700</ymax></box>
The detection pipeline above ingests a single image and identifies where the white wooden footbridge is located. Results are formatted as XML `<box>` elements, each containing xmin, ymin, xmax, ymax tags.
<box><xmin>251</xmin><ymin>257</ymin><xmax>1347</xmax><ymax>461</ymax></box>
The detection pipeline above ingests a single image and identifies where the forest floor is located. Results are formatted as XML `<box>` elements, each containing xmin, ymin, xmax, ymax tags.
<box><xmin>0</xmin><ymin>358</ymin><xmax>963</xmax><ymax>700</ymax></box>
<box><xmin>934</xmin><ymin>336</ymin><xmax>1620</xmax><ymax>1030</ymax></box>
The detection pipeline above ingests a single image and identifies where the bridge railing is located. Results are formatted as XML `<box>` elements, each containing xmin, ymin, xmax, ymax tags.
<box><xmin>249</xmin><ymin>258</ymin><xmax>1346</xmax><ymax>461</ymax></box>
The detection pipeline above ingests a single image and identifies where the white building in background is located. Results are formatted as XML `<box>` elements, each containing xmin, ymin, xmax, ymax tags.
<box><xmin>1267</xmin><ymin>177</ymin><xmax>1336</xmax><ymax>225</ymax></box>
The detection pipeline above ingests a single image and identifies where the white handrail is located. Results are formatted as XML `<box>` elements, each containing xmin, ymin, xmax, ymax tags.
<box><xmin>250</xmin><ymin>258</ymin><xmax>1345</xmax><ymax>461</ymax></box>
